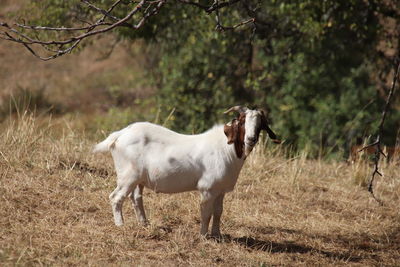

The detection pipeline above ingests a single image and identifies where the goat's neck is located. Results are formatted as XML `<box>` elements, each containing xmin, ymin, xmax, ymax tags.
<box><xmin>224</xmin><ymin>136</ymin><xmax>246</xmax><ymax>163</ymax></box>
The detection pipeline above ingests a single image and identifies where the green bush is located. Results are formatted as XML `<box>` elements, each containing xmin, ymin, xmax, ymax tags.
<box><xmin>15</xmin><ymin>0</ymin><xmax>400</xmax><ymax>158</ymax></box>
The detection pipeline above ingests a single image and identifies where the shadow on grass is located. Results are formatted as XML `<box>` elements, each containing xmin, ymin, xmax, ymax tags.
<box><xmin>215</xmin><ymin>235</ymin><xmax>364</xmax><ymax>263</ymax></box>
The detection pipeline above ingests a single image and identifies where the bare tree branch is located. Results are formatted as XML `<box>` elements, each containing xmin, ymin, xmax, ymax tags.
<box><xmin>216</xmin><ymin>17</ymin><xmax>254</xmax><ymax>31</ymax></box>
<box><xmin>0</xmin><ymin>0</ymin><xmax>254</xmax><ymax>61</ymax></box>
<box><xmin>0</xmin><ymin>0</ymin><xmax>165</xmax><ymax>60</ymax></box>
<box><xmin>360</xmin><ymin>58</ymin><xmax>400</xmax><ymax>205</ymax></box>
<box><xmin>177</xmin><ymin>0</ymin><xmax>242</xmax><ymax>13</ymax></box>
<box><xmin>210</xmin><ymin>0</ymin><xmax>255</xmax><ymax>32</ymax></box>
<box><xmin>14</xmin><ymin>22</ymin><xmax>112</xmax><ymax>32</ymax></box>
<box><xmin>82</xmin><ymin>0</ymin><xmax>123</xmax><ymax>22</ymax></box>
<box><xmin>177</xmin><ymin>0</ymin><xmax>254</xmax><ymax>31</ymax></box>
<box><xmin>175</xmin><ymin>0</ymin><xmax>209</xmax><ymax>10</ymax></box>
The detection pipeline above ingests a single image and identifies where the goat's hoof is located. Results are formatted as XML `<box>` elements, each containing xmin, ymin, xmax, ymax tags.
<box><xmin>200</xmin><ymin>232</ymin><xmax>223</xmax><ymax>241</ymax></box>
<box><xmin>210</xmin><ymin>233</ymin><xmax>222</xmax><ymax>238</ymax></box>
<box><xmin>211</xmin><ymin>233</ymin><xmax>231</xmax><ymax>243</ymax></box>
<box><xmin>210</xmin><ymin>233</ymin><xmax>223</xmax><ymax>242</ymax></box>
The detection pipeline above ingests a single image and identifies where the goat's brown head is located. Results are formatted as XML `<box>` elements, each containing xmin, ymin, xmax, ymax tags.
<box><xmin>223</xmin><ymin>106</ymin><xmax>281</xmax><ymax>158</ymax></box>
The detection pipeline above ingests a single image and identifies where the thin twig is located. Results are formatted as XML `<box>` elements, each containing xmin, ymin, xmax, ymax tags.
<box><xmin>3</xmin><ymin>1</ymin><xmax>145</xmax><ymax>45</ymax></box>
<box><xmin>360</xmin><ymin>58</ymin><xmax>400</xmax><ymax>204</ymax></box>
<box><xmin>175</xmin><ymin>0</ymin><xmax>208</xmax><ymax>10</ymax></box>
<box><xmin>177</xmin><ymin>0</ymin><xmax>244</xmax><ymax>12</ymax></box>
<box><xmin>1</xmin><ymin>0</ymin><xmax>251</xmax><ymax>60</ymax></box>
<box><xmin>213</xmin><ymin>0</ymin><xmax>254</xmax><ymax>32</ymax></box>
<box><xmin>81</xmin><ymin>0</ymin><xmax>123</xmax><ymax>22</ymax></box>
<box><xmin>0</xmin><ymin>0</ymin><xmax>165</xmax><ymax>60</ymax></box>
<box><xmin>216</xmin><ymin>18</ymin><xmax>255</xmax><ymax>31</ymax></box>
<box><xmin>14</xmin><ymin>23</ymin><xmax>112</xmax><ymax>32</ymax></box>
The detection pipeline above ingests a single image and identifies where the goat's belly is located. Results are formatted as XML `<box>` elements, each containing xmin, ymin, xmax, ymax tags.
<box><xmin>144</xmin><ymin>171</ymin><xmax>199</xmax><ymax>193</ymax></box>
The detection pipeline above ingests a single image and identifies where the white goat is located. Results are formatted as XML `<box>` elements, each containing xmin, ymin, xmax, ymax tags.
<box><xmin>93</xmin><ymin>106</ymin><xmax>280</xmax><ymax>236</ymax></box>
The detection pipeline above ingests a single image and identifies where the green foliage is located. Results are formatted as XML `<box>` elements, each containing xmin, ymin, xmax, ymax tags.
<box><xmin>155</xmin><ymin>26</ymin><xmax>254</xmax><ymax>132</ymax></box>
<box><xmin>147</xmin><ymin>0</ymin><xmax>400</xmax><ymax>158</ymax></box>
<box><xmin>17</xmin><ymin>0</ymin><xmax>400</xmax><ymax>157</ymax></box>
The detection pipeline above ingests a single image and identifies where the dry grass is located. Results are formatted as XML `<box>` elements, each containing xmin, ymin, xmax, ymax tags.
<box><xmin>1</xmin><ymin>114</ymin><xmax>400</xmax><ymax>266</ymax></box>
<box><xmin>0</xmin><ymin>38</ymin><xmax>154</xmax><ymax>113</ymax></box>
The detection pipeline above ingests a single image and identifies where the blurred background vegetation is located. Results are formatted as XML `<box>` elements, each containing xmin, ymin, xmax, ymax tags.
<box><xmin>1</xmin><ymin>0</ymin><xmax>399</xmax><ymax>159</ymax></box>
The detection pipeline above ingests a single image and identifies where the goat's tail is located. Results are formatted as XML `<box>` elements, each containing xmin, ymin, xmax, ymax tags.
<box><xmin>92</xmin><ymin>130</ymin><xmax>123</xmax><ymax>153</ymax></box>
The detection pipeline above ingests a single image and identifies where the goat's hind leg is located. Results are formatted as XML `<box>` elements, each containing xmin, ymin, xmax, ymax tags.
<box><xmin>130</xmin><ymin>184</ymin><xmax>148</xmax><ymax>225</ymax></box>
<box><xmin>109</xmin><ymin>171</ymin><xmax>139</xmax><ymax>226</ymax></box>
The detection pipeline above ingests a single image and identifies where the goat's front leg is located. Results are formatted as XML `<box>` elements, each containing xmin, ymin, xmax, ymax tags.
<box><xmin>211</xmin><ymin>193</ymin><xmax>225</xmax><ymax>237</ymax></box>
<box><xmin>199</xmin><ymin>191</ymin><xmax>216</xmax><ymax>236</ymax></box>
<box><xmin>130</xmin><ymin>184</ymin><xmax>148</xmax><ymax>225</ymax></box>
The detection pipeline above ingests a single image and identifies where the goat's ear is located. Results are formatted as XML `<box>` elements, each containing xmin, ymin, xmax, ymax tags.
<box><xmin>260</xmin><ymin>110</ymin><xmax>281</xmax><ymax>144</ymax></box>
<box><xmin>259</xmin><ymin>110</ymin><xmax>270</xmax><ymax>132</ymax></box>
<box><xmin>224</xmin><ymin>121</ymin><xmax>237</xmax><ymax>144</ymax></box>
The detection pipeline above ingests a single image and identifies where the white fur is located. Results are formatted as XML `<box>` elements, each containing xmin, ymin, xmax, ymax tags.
<box><xmin>93</xmin><ymin>109</ymin><xmax>265</xmax><ymax>236</ymax></box>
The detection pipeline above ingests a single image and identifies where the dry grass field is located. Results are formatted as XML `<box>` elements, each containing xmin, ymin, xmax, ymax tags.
<box><xmin>1</xmin><ymin>113</ymin><xmax>400</xmax><ymax>266</ymax></box>
<box><xmin>2</xmin><ymin>1</ymin><xmax>400</xmax><ymax>266</ymax></box>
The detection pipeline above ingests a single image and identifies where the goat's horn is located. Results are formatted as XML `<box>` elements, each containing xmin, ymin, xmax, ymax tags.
<box><xmin>223</xmin><ymin>106</ymin><xmax>248</xmax><ymax>114</ymax></box>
